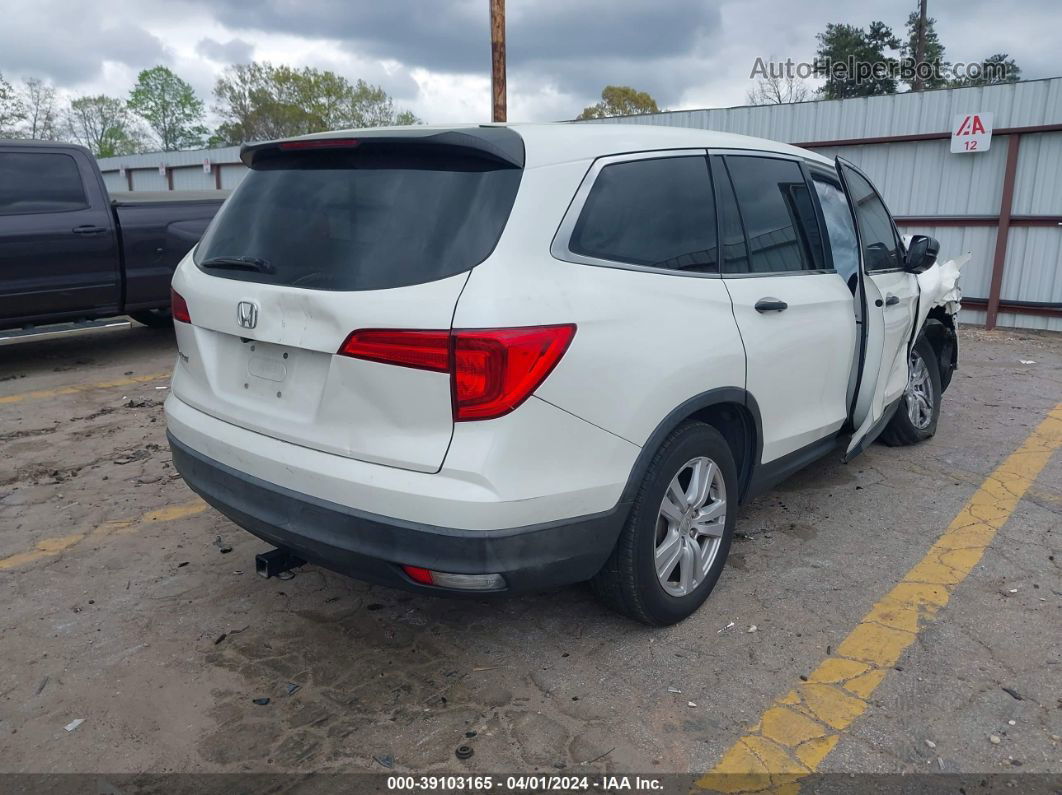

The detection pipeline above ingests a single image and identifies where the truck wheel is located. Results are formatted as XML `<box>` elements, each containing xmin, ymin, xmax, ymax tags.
<box><xmin>130</xmin><ymin>309</ymin><xmax>174</xmax><ymax>329</ymax></box>
<box><xmin>592</xmin><ymin>421</ymin><xmax>736</xmax><ymax>626</ymax></box>
<box><xmin>879</xmin><ymin>336</ymin><xmax>941</xmax><ymax>447</ymax></box>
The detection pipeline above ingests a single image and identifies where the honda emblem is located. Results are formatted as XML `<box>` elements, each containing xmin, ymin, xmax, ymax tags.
<box><xmin>236</xmin><ymin>301</ymin><xmax>258</xmax><ymax>329</ymax></box>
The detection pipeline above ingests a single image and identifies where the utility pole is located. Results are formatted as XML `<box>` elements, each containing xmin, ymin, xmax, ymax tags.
<box><xmin>912</xmin><ymin>0</ymin><xmax>928</xmax><ymax>91</ymax></box>
<box><xmin>490</xmin><ymin>0</ymin><xmax>507</xmax><ymax>122</ymax></box>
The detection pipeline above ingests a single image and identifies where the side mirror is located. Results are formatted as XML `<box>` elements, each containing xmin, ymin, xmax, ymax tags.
<box><xmin>905</xmin><ymin>234</ymin><xmax>940</xmax><ymax>274</ymax></box>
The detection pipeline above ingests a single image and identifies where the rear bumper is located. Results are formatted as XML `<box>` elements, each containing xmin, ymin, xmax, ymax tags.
<box><xmin>169</xmin><ymin>432</ymin><xmax>628</xmax><ymax>593</ymax></box>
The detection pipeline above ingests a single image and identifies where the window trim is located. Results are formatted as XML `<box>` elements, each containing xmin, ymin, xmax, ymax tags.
<box><xmin>710</xmin><ymin>149</ymin><xmax>837</xmax><ymax>279</ymax></box>
<box><xmin>806</xmin><ymin>165</ymin><xmax>846</xmax><ymax>273</ymax></box>
<box><xmin>0</xmin><ymin>150</ymin><xmax>91</xmax><ymax>217</ymax></box>
<box><xmin>550</xmin><ymin>148</ymin><xmax>725</xmax><ymax>279</ymax></box>
<box><xmin>710</xmin><ymin>155</ymin><xmax>751</xmax><ymax>277</ymax></box>
<box><xmin>836</xmin><ymin>160</ymin><xmax>907</xmax><ymax>275</ymax></box>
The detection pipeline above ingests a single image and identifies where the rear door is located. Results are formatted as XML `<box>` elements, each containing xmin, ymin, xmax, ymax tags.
<box><xmin>170</xmin><ymin>134</ymin><xmax>523</xmax><ymax>473</ymax></box>
<box><xmin>714</xmin><ymin>152</ymin><xmax>857</xmax><ymax>463</ymax></box>
<box><xmin>836</xmin><ymin>160</ymin><xmax>920</xmax><ymax>458</ymax></box>
<box><xmin>0</xmin><ymin>146</ymin><xmax>119</xmax><ymax>322</ymax></box>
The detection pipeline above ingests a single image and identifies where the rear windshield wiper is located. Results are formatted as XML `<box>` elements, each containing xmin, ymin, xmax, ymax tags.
<box><xmin>199</xmin><ymin>256</ymin><xmax>274</xmax><ymax>274</ymax></box>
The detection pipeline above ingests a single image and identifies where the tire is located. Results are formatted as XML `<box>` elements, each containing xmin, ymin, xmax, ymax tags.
<box><xmin>879</xmin><ymin>336</ymin><xmax>942</xmax><ymax>447</ymax></box>
<box><xmin>130</xmin><ymin>309</ymin><xmax>174</xmax><ymax>329</ymax></box>
<box><xmin>592</xmin><ymin>421</ymin><xmax>737</xmax><ymax>626</ymax></box>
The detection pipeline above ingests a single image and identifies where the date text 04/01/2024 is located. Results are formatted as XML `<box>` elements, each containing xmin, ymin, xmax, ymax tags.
<box><xmin>385</xmin><ymin>775</ymin><xmax>664</xmax><ymax>791</ymax></box>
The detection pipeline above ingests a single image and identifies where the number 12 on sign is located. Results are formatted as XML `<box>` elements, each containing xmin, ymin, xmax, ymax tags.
<box><xmin>951</xmin><ymin>112</ymin><xmax>993</xmax><ymax>153</ymax></box>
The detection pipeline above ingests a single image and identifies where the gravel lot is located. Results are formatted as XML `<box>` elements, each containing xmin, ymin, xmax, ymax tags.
<box><xmin>1</xmin><ymin>322</ymin><xmax>1060</xmax><ymax>783</ymax></box>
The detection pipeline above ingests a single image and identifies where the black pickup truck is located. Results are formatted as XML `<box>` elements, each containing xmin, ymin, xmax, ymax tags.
<box><xmin>0</xmin><ymin>140</ymin><xmax>225</xmax><ymax>331</ymax></box>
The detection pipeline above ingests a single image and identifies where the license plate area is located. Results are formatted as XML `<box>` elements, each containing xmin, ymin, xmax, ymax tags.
<box><xmin>244</xmin><ymin>340</ymin><xmax>293</xmax><ymax>397</ymax></box>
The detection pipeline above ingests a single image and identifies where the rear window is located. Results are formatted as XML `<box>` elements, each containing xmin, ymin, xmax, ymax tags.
<box><xmin>569</xmin><ymin>156</ymin><xmax>718</xmax><ymax>272</ymax></box>
<box><xmin>194</xmin><ymin>147</ymin><xmax>521</xmax><ymax>291</ymax></box>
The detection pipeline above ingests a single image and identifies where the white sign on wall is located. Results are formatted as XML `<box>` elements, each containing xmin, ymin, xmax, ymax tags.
<box><xmin>158</xmin><ymin>164</ymin><xmax>167</xmax><ymax>176</ymax></box>
<box><xmin>951</xmin><ymin>112</ymin><xmax>993</xmax><ymax>153</ymax></box>
<box><xmin>202</xmin><ymin>158</ymin><xmax>212</xmax><ymax>173</ymax></box>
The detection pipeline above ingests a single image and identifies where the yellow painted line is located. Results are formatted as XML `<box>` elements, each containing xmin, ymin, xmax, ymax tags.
<box><xmin>697</xmin><ymin>403</ymin><xmax>1062</xmax><ymax>794</ymax></box>
<box><xmin>0</xmin><ymin>499</ymin><xmax>207</xmax><ymax>571</ymax></box>
<box><xmin>0</xmin><ymin>371</ymin><xmax>170</xmax><ymax>406</ymax></box>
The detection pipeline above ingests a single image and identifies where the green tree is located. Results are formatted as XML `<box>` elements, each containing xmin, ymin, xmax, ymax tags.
<box><xmin>0</xmin><ymin>71</ymin><xmax>26</xmax><ymax>137</ymax></box>
<box><xmin>950</xmin><ymin>53</ymin><xmax>1022</xmax><ymax>87</ymax></box>
<box><xmin>576</xmin><ymin>85</ymin><xmax>660</xmax><ymax>119</ymax></box>
<box><xmin>902</xmin><ymin>9</ymin><xmax>949</xmax><ymax>90</ymax></box>
<box><xmin>66</xmin><ymin>95</ymin><xmax>144</xmax><ymax>157</ymax></box>
<box><xmin>20</xmin><ymin>77</ymin><xmax>61</xmax><ymax>140</ymax></box>
<box><xmin>128</xmin><ymin>66</ymin><xmax>208</xmax><ymax>151</ymax></box>
<box><xmin>815</xmin><ymin>22</ymin><xmax>902</xmax><ymax>99</ymax></box>
<box><xmin>210</xmin><ymin>62</ymin><xmax>420</xmax><ymax>145</ymax></box>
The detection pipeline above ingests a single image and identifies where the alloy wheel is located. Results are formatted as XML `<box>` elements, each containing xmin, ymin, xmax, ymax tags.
<box><xmin>904</xmin><ymin>350</ymin><xmax>934</xmax><ymax>430</ymax></box>
<box><xmin>654</xmin><ymin>456</ymin><xmax>727</xmax><ymax>597</ymax></box>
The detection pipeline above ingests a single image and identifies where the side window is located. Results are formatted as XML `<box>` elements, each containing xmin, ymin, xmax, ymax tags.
<box><xmin>0</xmin><ymin>152</ymin><xmax>88</xmax><ymax>215</ymax></box>
<box><xmin>812</xmin><ymin>175</ymin><xmax>860</xmax><ymax>291</ymax></box>
<box><xmin>714</xmin><ymin>158</ymin><xmax>750</xmax><ymax>275</ymax></box>
<box><xmin>841</xmin><ymin>166</ymin><xmax>902</xmax><ymax>272</ymax></box>
<box><xmin>724</xmin><ymin>155</ymin><xmax>824</xmax><ymax>274</ymax></box>
<box><xmin>569</xmin><ymin>156</ymin><xmax>718</xmax><ymax>273</ymax></box>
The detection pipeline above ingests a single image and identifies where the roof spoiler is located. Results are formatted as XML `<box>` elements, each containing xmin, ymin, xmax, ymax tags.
<box><xmin>240</xmin><ymin>127</ymin><xmax>525</xmax><ymax>169</ymax></box>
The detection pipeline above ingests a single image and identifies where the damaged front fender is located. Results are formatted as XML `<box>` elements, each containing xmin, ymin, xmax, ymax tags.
<box><xmin>908</xmin><ymin>241</ymin><xmax>972</xmax><ymax>340</ymax></box>
<box><xmin>912</xmin><ymin>245</ymin><xmax>972</xmax><ymax>393</ymax></box>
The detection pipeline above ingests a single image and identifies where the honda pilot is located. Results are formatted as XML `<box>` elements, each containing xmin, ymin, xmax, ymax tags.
<box><xmin>166</xmin><ymin>124</ymin><xmax>960</xmax><ymax>625</ymax></box>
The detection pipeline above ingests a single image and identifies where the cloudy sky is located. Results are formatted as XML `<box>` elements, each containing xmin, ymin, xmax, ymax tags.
<box><xmin>2</xmin><ymin>0</ymin><xmax>1057</xmax><ymax>125</ymax></box>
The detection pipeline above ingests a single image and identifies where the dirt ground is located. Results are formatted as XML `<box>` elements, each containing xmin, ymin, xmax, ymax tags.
<box><xmin>1</xmin><ymin>321</ymin><xmax>1060</xmax><ymax>784</ymax></box>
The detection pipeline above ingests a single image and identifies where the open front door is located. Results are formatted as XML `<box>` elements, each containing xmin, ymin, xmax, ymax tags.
<box><xmin>836</xmin><ymin>159</ymin><xmax>920</xmax><ymax>461</ymax></box>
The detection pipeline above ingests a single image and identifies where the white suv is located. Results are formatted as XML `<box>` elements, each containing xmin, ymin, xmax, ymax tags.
<box><xmin>166</xmin><ymin>124</ymin><xmax>960</xmax><ymax>625</ymax></box>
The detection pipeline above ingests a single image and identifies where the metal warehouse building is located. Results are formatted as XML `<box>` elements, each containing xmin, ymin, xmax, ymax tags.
<box><xmin>97</xmin><ymin>76</ymin><xmax>1062</xmax><ymax>332</ymax></box>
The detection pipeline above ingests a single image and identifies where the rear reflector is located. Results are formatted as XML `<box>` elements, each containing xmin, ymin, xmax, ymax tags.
<box><xmin>337</xmin><ymin>325</ymin><xmax>576</xmax><ymax>422</ymax></box>
<box><xmin>171</xmin><ymin>287</ymin><xmax>191</xmax><ymax>324</ymax></box>
<box><xmin>401</xmin><ymin>565</ymin><xmax>506</xmax><ymax>591</ymax></box>
<box><xmin>401</xmin><ymin>565</ymin><xmax>434</xmax><ymax>585</ymax></box>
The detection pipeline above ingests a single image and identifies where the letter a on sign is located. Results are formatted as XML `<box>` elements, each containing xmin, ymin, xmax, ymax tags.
<box><xmin>951</xmin><ymin>112</ymin><xmax>993</xmax><ymax>153</ymax></box>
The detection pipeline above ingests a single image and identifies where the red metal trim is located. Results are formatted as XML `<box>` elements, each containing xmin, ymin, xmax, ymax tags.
<box><xmin>962</xmin><ymin>297</ymin><xmax>1062</xmax><ymax>319</ymax></box>
<box><xmin>795</xmin><ymin>122</ymin><xmax>1062</xmax><ymax>150</ymax></box>
<box><xmin>894</xmin><ymin>215</ymin><xmax>1062</xmax><ymax>227</ymax></box>
<box><xmin>213</xmin><ymin>163</ymin><xmax>222</xmax><ymax>190</ymax></box>
<box><xmin>125</xmin><ymin>168</ymin><xmax>133</xmax><ymax>191</ymax></box>
<box><xmin>799</xmin><ymin>131</ymin><xmax>948</xmax><ymax>148</ymax></box>
<box><xmin>985</xmin><ymin>134</ymin><xmax>1022</xmax><ymax>330</ymax></box>
<box><xmin>1011</xmin><ymin>215</ymin><xmax>1062</xmax><ymax>227</ymax></box>
<box><xmin>165</xmin><ymin>167</ymin><xmax>174</xmax><ymax>191</ymax></box>
<box><xmin>894</xmin><ymin>216</ymin><xmax>996</xmax><ymax>227</ymax></box>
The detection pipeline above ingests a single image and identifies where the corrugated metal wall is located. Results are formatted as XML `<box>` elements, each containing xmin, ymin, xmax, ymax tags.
<box><xmin>583</xmin><ymin>78</ymin><xmax>1062</xmax><ymax>141</ymax></box>
<box><xmin>582</xmin><ymin>78</ymin><xmax>1062</xmax><ymax>331</ymax></box>
<box><xmin>95</xmin><ymin>79</ymin><xmax>1062</xmax><ymax>331</ymax></box>
<box><xmin>97</xmin><ymin>146</ymin><xmax>243</xmax><ymax>196</ymax></box>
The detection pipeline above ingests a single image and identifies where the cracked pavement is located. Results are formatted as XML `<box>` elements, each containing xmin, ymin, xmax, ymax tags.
<box><xmin>0</xmin><ymin>323</ymin><xmax>1059</xmax><ymax>778</ymax></box>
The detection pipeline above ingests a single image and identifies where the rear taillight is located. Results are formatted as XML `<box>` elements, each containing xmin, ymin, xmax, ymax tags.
<box><xmin>338</xmin><ymin>329</ymin><xmax>450</xmax><ymax>372</ymax></box>
<box><xmin>337</xmin><ymin>325</ymin><xmax>576</xmax><ymax>422</ymax></box>
<box><xmin>171</xmin><ymin>288</ymin><xmax>191</xmax><ymax>324</ymax></box>
<box><xmin>452</xmin><ymin>326</ymin><xmax>576</xmax><ymax>421</ymax></box>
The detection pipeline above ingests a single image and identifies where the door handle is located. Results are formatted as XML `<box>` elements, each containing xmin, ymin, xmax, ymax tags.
<box><xmin>885</xmin><ymin>294</ymin><xmax>900</xmax><ymax>306</ymax></box>
<box><xmin>72</xmin><ymin>225</ymin><xmax>106</xmax><ymax>235</ymax></box>
<box><xmin>754</xmin><ymin>297</ymin><xmax>788</xmax><ymax>313</ymax></box>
